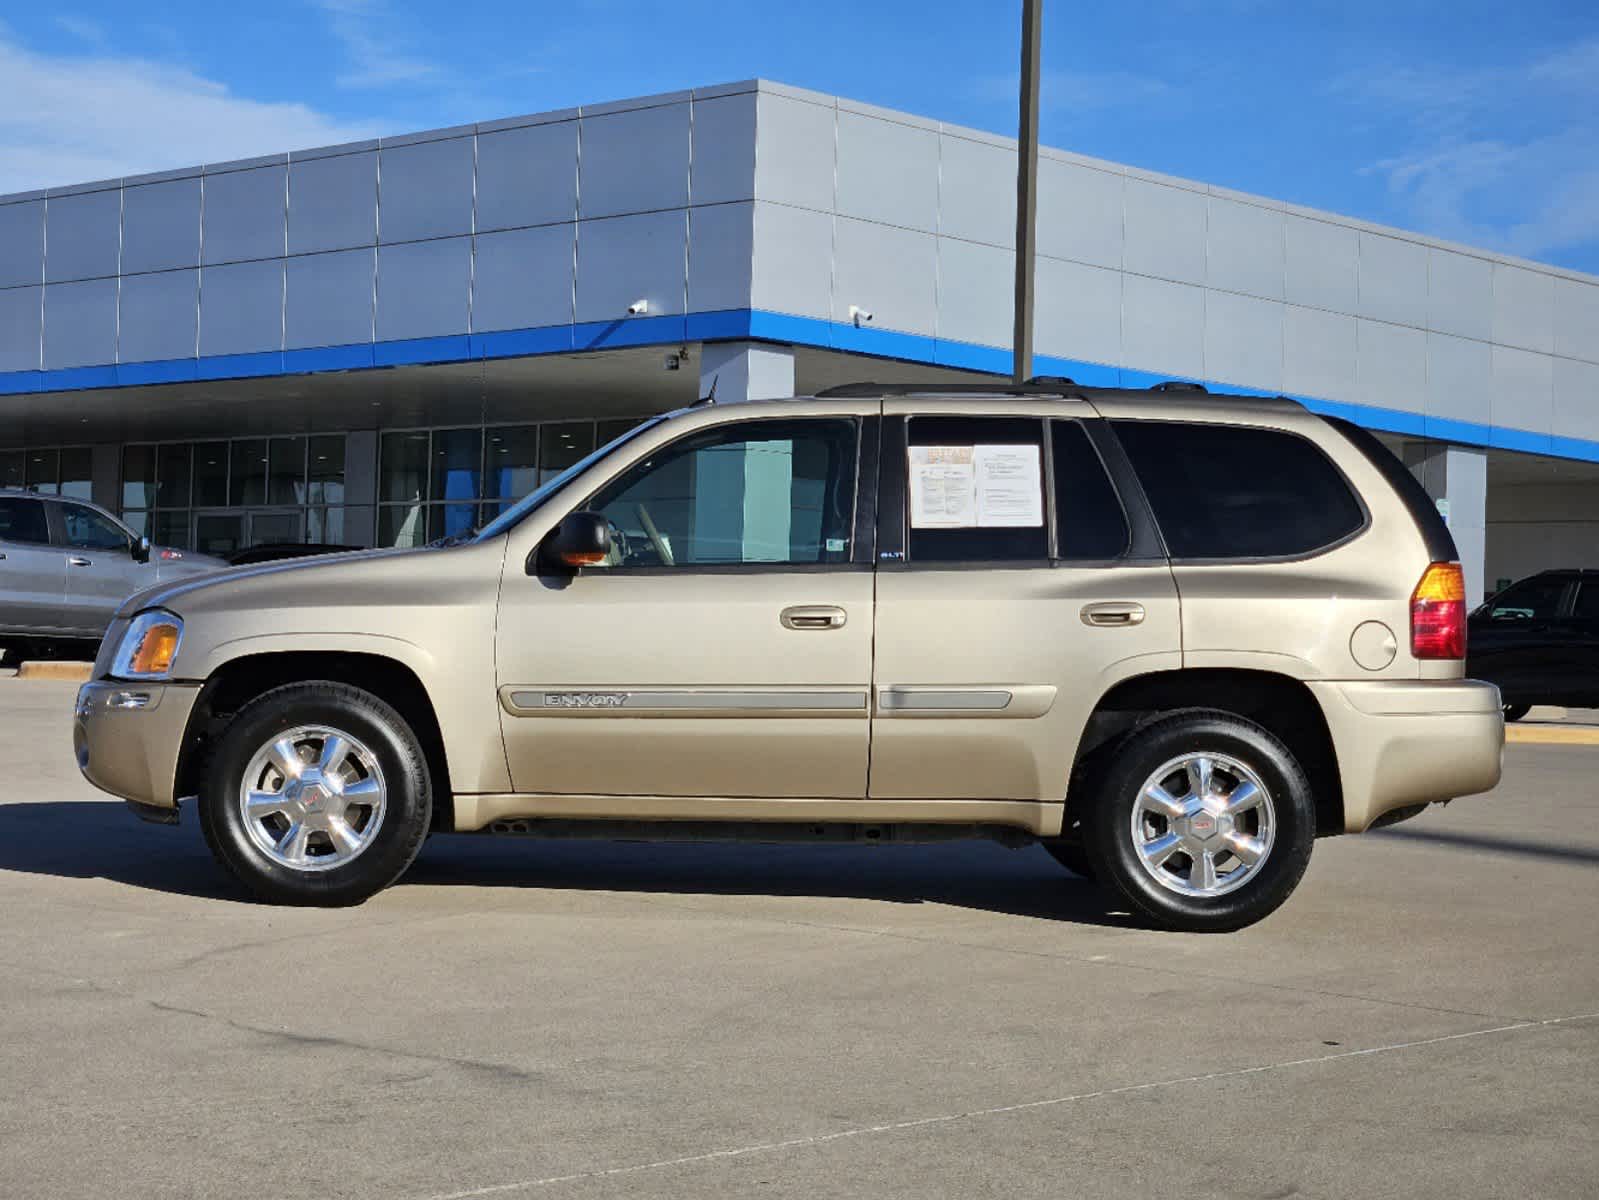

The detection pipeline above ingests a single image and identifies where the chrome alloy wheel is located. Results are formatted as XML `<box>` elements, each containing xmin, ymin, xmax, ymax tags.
<box><xmin>1130</xmin><ymin>752</ymin><xmax>1275</xmax><ymax>898</ymax></box>
<box><xmin>237</xmin><ymin>726</ymin><xmax>387</xmax><ymax>872</ymax></box>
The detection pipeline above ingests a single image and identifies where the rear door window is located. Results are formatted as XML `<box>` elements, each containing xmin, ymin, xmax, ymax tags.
<box><xmin>1112</xmin><ymin>421</ymin><xmax>1365</xmax><ymax>559</ymax></box>
<box><xmin>1051</xmin><ymin>421</ymin><xmax>1130</xmax><ymax>560</ymax></box>
<box><xmin>904</xmin><ymin>416</ymin><xmax>1047</xmax><ymax>563</ymax></box>
<box><xmin>0</xmin><ymin>497</ymin><xmax>49</xmax><ymax>545</ymax></box>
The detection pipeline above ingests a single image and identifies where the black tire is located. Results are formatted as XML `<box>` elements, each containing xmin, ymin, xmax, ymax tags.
<box><xmin>1042</xmin><ymin>839</ymin><xmax>1096</xmax><ymax>879</ymax></box>
<box><xmin>1082</xmin><ymin>709</ymin><xmax>1315</xmax><ymax>933</ymax></box>
<box><xmin>1502</xmin><ymin>703</ymin><xmax>1531</xmax><ymax>722</ymax></box>
<box><xmin>199</xmin><ymin>681</ymin><xmax>432</xmax><ymax>906</ymax></box>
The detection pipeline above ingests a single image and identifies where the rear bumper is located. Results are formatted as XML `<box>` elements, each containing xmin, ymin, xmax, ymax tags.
<box><xmin>1306</xmin><ymin>679</ymin><xmax>1505</xmax><ymax>833</ymax></box>
<box><xmin>73</xmin><ymin>681</ymin><xmax>200</xmax><ymax>812</ymax></box>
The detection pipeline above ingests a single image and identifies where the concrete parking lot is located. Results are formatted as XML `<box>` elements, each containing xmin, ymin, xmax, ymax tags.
<box><xmin>0</xmin><ymin>677</ymin><xmax>1594</xmax><ymax>1200</ymax></box>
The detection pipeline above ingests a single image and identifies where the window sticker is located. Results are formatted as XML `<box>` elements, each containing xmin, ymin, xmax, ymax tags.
<box><xmin>908</xmin><ymin>444</ymin><xmax>1042</xmax><ymax>529</ymax></box>
<box><xmin>908</xmin><ymin>446</ymin><xmax>976</xmax><ymax>528</ymax></box>
<box><xmin>973</xmin><ymin>444</ymin><xmax>1043</xmax><ymax>527</ymax></box>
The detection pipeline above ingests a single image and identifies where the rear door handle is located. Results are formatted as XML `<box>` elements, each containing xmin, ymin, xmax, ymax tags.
<box><xmin>68</xmin><ymin>556</ymin><xmax>92</xmax><ymax>567</ymax></box>
<box><xmin>1081</xmin><ymin>601</ymin><xmax>1145</xmax><ymax>627</ymax></box>
<box><xmin>781</xmin><ymin>605</ymin><xmax>848</xmax><ymax>631</ymax></box>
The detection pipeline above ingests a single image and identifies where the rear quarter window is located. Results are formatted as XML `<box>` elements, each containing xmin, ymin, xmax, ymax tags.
<box><xmin>1112</xmin><ymin>420</ymin><xmax>1366</xmax><ymax>560</ymax></box>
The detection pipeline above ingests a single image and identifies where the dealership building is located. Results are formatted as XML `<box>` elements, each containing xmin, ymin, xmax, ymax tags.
<box><xmin>1</xmin><ymin>78</ymin><xmax>1597</xmax><ymax>600</ymax></box>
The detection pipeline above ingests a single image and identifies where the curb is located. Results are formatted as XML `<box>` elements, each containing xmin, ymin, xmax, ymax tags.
<box><xmin>1505</xmin><ymin>724</ymin><xmax>1599</xmax><ymax>746</ymax></box>
<box><xmin>14</xmin><ymin>661</ymin><xmax>93</xmax><ymax>682</ymax></box>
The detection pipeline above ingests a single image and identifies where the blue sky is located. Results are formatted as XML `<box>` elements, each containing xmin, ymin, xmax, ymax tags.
<box><xmin>3</xmin><ymin>1</ymin><xmax>1597</xmax><ymax>274</ymax></box>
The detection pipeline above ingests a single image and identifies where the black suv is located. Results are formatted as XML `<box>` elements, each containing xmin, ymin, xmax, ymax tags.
<box><xmin>1468</xmin><ymin>569</ymin><xmax>1599</xmax><ymax>719</ymax></box>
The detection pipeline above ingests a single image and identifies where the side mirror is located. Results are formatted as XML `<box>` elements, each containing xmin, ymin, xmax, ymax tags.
<box><xmin>131</xmin><ymin>536</ymin><xmax>152</xmax><ymax>564</ymax></box>
<box><xmin>533</xmin><ymin>511</ymin><xmax>610</xmax><ymax>574</ymax></box>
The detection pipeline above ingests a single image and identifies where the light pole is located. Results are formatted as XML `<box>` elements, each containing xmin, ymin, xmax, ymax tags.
<box><xmin>1012</xmin><ymin>0</ymin><xmax>1043</xmax><ymax>385</ymax></box>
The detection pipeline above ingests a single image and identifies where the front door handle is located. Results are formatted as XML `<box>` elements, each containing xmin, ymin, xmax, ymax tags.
<box><xmin>1081</xmin><ymin>601</ymin><xmax>1145</xmax><ymax>627</ymax></box>
<box><xmin>68</xmin><ymin>556</ymin><xmax>92</xmax><ymax>567</ymax></box>
<box><xmin>781</xmin><ymin>605</ymin><xmax>848</xmax><ymax>631</ymax></box>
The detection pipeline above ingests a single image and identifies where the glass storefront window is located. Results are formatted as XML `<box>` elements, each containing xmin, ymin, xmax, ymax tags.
<box><xmin>426</xmin><ymin>502</ymin><xmax>479</xmax><ymax>542</ymax></box>
<box><xmin>157</xmin><ymin>444</ymin><xmax>192</xmax><ymax>508</ymax></box>
<box><xmin>597</xmin><ymin>417</ymin><xmax>646</xmax><ymax>446</ymax></box>
<box><xmin>194</xmin><ymin>443</ymin><xmax>228</xmax><ymax>507</ymax></box>
<box><xmin>0</xmin><ymin>452</ymin><xmax>22</xmax><ymax>489</ymax></box>
<box><xmin>539</xmin><ymin>422</ymin><xmax>596</xmax><ymax>485</ymax></box>
<box><xmin>307</xmin><ymin>506</ymin><xmax>346</xmax><ymax>544</ymax></box>
<box><xmin>381</xmin><ymin>432</ymin><xmax>429</xmax><ymax>503</ymax></box>
<box><xmin>25</xmin><ymin>448</ymin><xmax>59</xmax><ymax>494</ymax></box>
<box><xmin>123</xmin><ymin>446</ymin><xmax>156</xmax><ymax>510</ymax></box>
<box><xmin>486</xmin><ymin>426</ymin><xmax>538</xmax><ymax>502</ymax></box>
<box><xmin>431</xmin><ymin>428</ymin><xmax>482</xmax><ymax>506</ymax></box>
<box><xmin>251</xmin><ymin>511</ymin><xmax>302</xmax><ymax>545</ymax></box>
<box><xmin>154</xmin><ymin>511</ymin><xmax>190</xmax><ymax>549</ymax></box>
<box><xmin>308</xmin><ymin>436</ymin><xmax>345</xmax><ymax>505</ymax></box>
<box><xmin>268</xmin><ymin>437</ymin><xmax>306</xmax><ymax>505</ymax></box>
<box><xmin>230</xmin><ymin>439</ymin><xmax>268</xmax><ymax>506</ymax></box>
<box><xmin>195</xmin><ymin>513</ymin><xmax>245</xmax><ymax>556</ymax></box>
<box><xmin>117</xmin><ymin>434</ymin><xmax>348</xmax><ymax>554</ymax></box>
<box><xmin>379</xmin><ymin>504</ymin><xmax>427</xmax><ymax>549</ymax></box>
<box><xmin>59</xmin><ymin>447</ymin><xmax>93</xmax><ymax>500</ymax></box>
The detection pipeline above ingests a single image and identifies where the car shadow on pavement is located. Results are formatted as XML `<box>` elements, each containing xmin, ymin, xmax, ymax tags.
<box><xmin>403</xmin><ymin>834</ymin><xmax>1138</xmax><ymax>927</ymax></box>
<box><xmin>0</xmin><ymin>800</ymin><xmax>1135</xmax><ymax>925</ymax></box>
<box><xmin>0</xmin><ymin>802</ymin><xmax>251</xmax><ymax>901</ymax></box>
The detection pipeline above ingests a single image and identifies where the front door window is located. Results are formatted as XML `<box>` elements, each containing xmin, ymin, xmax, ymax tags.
<box><xmin>60</xmin><ymin>503</ymin><xmax>132</xmax><ymax>553</ymax></box>
<box><xmin>585</xmin><ymin>418</ymin><xmax>857</xmax><ymax>569</ymax></box>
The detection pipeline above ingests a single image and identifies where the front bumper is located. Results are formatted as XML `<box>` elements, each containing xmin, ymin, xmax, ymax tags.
<box><xmin>1306</xmin><ymin>679</ymin><xmax>1505</xmax><ymax>833</ymax></box>
<box><xmin>74</xmin><ymin>680</ymin><xmax>201</xmax><ymax>814</ymax></box>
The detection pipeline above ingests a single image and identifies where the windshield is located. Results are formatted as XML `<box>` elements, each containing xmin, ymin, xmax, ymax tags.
<box><xmin>473</xmin><ymin>415</ymin><xmax>668</xmax><ymax>541</ymax></box>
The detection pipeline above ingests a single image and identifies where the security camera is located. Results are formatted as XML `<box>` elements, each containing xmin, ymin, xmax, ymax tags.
<box><xmin>627</xmin><ymin>299</ymin><xmax>650</xmax><ymax>316</ymax></box>
<box><xmin>848</xmin><ymin>304</ymin><xmax>874</xmax><ymax>326</ymax></box>
<box><xmin>663</xmin><ymin>353</ymin><xmax>681</xmax><ymax>371</ymax></box>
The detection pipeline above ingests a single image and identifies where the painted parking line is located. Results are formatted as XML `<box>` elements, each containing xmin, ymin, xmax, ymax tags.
<box><xmin>420</xmin><ymin>1011</ymin><xmax>1599</xmax><ymax>1200</ymax></box>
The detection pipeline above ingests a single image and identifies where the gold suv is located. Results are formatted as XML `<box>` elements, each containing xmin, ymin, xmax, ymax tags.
<box><xmin>74</xmin><ymin>384</ymin><xmax>1504</xmax><ymax>931</ymax></box>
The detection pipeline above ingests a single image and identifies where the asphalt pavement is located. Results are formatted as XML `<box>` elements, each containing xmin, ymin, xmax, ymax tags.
<box><xmin>0</xmin><ymin>677</ymin><xmax>1594</xmax><ymax>1199</ymax></box>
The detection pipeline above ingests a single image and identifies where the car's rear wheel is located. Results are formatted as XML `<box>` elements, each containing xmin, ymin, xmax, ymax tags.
<box><xmin>1082</xmin><ymin>710</ymin><xmax>1315</xmax><ymax>932</ymax></box>
<box><xmin>199</xmin><ymin>682</ymin><xmax>431</xmax><ymax>905</ymax></box>
<box><xmin>1502</xmin><ymin>703</ymin><xmax>1531</xmax><ymax>722</ymax></box>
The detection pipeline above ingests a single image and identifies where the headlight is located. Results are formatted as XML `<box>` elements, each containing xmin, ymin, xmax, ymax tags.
<box><xmin>111</xmin><ymin>610</ymin><xmax>184</xmax><ymax>680</ymax></box>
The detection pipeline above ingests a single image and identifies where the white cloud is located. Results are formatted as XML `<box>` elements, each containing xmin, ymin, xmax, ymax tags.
<box><xmin>318</xmin><ymin>0</ymin><xmax>441</xmax><ymax>89</ymax></box>
<box><xmin>0</xmin><ymin>34</ymin><xmax>386</xmax><ymax>194</ymax></box>
<box><xmin>1333</xmin><ymin>40</ymin><xmax>1599</xmax><ymax>265</ymax></box>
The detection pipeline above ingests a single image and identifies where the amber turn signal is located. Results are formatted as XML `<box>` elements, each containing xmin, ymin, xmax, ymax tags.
<box><xmin>128</xmin><ymin>622</ymin><xmax>182</xmax><ymax>676</ymax></box>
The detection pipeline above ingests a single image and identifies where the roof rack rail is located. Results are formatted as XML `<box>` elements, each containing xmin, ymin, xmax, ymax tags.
<box><xmin>814</xmin><ymin>381</ymin><xmax>1086</xmax><ymax>399</ymax></box>
<box><xmin>1149</xmin><ymin>381</ymin><xmax>1208</xmax><ymax>393</ymax></box>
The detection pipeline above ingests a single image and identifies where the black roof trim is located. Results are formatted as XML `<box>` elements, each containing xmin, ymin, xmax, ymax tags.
<box><xmin>814</xmin><ymin>381</ymin><xmax>1088</xmax><ymax>399</ymax></box>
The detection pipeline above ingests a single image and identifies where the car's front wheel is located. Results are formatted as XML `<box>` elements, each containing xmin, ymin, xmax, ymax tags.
<box><xmin>199</xmin><ymin>682</ymin><xmax>432</xmax><ymax>905</ymax></box>
<box><xmin>1082</xmin><ymin>710</ymin><xmax>1315</xmax><ymax>933</ymax></box>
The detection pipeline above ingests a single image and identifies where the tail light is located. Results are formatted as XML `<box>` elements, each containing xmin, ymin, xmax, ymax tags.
<box><xmin>1411</xmin><ymin>562</ymin><xmax>1466</xmax><ymax>660</ymax></box>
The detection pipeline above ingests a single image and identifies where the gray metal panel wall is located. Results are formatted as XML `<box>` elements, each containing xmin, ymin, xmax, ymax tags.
<box><xmin>0</xmin><ymin>79</ymin><xmax>1596</xmax><ymax>458</ymax></box>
